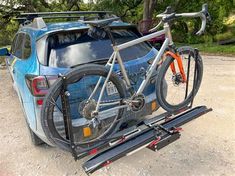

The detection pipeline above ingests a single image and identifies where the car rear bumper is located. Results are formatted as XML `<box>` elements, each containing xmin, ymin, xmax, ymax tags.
<box><xmin>33</xmin><ymin>91</ymin><xmax>159</xmax><ymax>146</ymax></box>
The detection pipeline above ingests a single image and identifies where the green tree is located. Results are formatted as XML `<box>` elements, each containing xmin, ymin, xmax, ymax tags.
<box><xmin>92</xmin><ymin>0</ymin><xmax>143</xmax><ymax>23</ymax></box>
<box><xmin>0</xmin><ymin>0</ymin><xmax>84</xmax><ymax>46</ymax></box>
<box><xmin>0</xmin><ymin>0</ymin><xmax>234</xmax><ymax>46</ymax></box>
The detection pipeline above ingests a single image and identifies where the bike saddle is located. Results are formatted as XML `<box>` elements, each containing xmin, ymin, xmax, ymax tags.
<box><xmin>83</xmin><ymin>17</ymin><xmax>120</xmax><ymax>27</ymax></box>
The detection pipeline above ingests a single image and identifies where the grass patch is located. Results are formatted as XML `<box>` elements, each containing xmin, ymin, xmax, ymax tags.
<box><xmin>178</xmin><ymin>43</ymin><xmax>235</xmax><ymax>56</ymax></box>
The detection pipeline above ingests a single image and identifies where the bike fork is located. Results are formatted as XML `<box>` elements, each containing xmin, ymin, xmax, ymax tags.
<box><xmin>166</xmin><ymin>51</ymin><xmax>187</xmax><ymax>83</ymax></box>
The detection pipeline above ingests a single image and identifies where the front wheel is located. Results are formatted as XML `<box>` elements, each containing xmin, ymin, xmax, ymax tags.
<box><xmin>156</xmin><ymin>46</ymin><xmax>203</xmax><ymax>112</ymax></box>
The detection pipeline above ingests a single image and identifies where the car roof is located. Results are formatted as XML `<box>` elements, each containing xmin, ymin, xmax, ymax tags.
<box><xmin>19</xmin><ymin>20</ymin><xmax>132</xmax><ymax>40</ymax></box>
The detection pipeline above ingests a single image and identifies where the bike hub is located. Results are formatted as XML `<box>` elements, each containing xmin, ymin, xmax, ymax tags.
<box><xmin>172</xmin><ymin>73</ymin><xmax>184</xmax><ymax>86</ymax></box>
<box><xmin>79</xmin><ymin>99</ymin><xmax>97</xmax><ymax>120</ymax></box>
<box><xmin>131</xmin><ymin>94</ymin><xmax>145</xmax><ymax>112</ymax></box>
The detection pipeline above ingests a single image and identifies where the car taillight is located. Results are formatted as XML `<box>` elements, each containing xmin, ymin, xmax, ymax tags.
<box><xmin>36</xmin><ymin>99</ymin><xmax>44</xmax><ymax>106</ymax></box>
<box><xmin>25</xmin><ymin>75</ymin><xmax>57</xmax><ymax>97</ymax></box>
<box><xmin>32</xmin><ymin>76</ymin><xmax>48</xmax><ymax>96</ymax></box>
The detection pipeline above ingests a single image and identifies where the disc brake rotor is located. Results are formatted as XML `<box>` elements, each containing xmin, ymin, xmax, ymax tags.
<box><xmin>79</xmin><ymin>99</ymin><xmax>97</xmax><ymax>120</ymax></box>
<box><xmin>172</xmin><ymin>73</ymin><xmax>184</xmax><ymax>86</ymax></box>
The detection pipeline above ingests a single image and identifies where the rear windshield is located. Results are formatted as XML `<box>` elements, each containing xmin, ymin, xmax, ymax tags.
<box><xmin>37</xmin><ymin>27</ymin><xmax>152</xmax><ymax>68</ymax></box>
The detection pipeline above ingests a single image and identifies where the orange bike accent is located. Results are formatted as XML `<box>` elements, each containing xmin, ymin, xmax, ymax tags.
<box><xmin>165</xmin><ymin>51</ymin><xmax>187</xmax><ymax>82</ymax></box>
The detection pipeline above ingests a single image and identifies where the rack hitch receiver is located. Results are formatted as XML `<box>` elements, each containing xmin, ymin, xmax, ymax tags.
<box><xmin>82</xmin><ymin>105</ymin><xmax>212</xmax><ymax>174</ymax></box>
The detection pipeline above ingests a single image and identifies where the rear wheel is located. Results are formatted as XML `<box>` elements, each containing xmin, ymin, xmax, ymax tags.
<box><xmin>41</xmin><ymin>64</ymin><xmax>126</xmax><ymax>151</ymax></box>
<box><xmin>156</xmin><ymin>46</ymin><xmax>203</xmax><ymax>112</ymax></box>
<box><xmin>27</xmin><ymin>123</ymin><xmax>45</xmax><ymax>146</ymax></box>
<box><xmin>20</xmin><ymin>98</ymin><xmax>44</xmax><ymax>146</ymax></box>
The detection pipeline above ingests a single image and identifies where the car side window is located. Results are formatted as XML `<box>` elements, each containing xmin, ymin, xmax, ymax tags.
<box><xmin>22</xmin><ymin>34</ymin><xmax>31</xmax><ymax>59</ymax></box>
<box><xmin>11</xmin><ymin>33</ymin><xmax>32</xmax><ymax>60</ymax></box>
<box><xmin>13</xmin><ymin>33</ymin><xmax>24</xmax><ymax>59</ymax></box>
<box><xmin>11</xmin><ymin>34</ymin><xmax>18</xmax><ymax>54</ymax></box>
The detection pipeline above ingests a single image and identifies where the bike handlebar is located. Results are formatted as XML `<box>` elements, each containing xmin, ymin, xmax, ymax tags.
<box><xmin>154</xmin><ymin>4</ymin><xmax>211</xmax><ymax>35</ymax></box>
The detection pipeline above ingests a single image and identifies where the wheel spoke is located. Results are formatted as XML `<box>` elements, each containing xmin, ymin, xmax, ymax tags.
<box><xmin>50</xmin><ymin>97</ymin><xmax>63</xmax><ymax>113</ymax></box>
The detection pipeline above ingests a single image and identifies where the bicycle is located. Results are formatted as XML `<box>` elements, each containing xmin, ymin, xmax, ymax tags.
<box><xmin>41</xmin><ymin>4</ymin><xmax>211</xmax><ymax>151</ymax></box>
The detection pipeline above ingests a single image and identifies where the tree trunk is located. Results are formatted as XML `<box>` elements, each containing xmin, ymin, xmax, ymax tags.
<box><xmin>142</xmin><ymin>0</ymin><xmax>150</xmax><ymax>32</ymax></box>
<box><xmin>143</xmin><ymin>0</ymin><xmax>150</xmax><ymax>21</ymax></box>
<box><xmin>149</xmin><ymin>0</ymin><xmax>156</xmax><ymax>20</ymax></box>
<box><xmin>142</xmin><ymin>0</ymin><xmax>156</xmax><ymax>32</ymax></box>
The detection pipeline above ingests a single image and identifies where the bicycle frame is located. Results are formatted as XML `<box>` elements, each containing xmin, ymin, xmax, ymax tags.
<box><xmin>114</xmin><ymin>28</ymin><xmax>169</xmax><ymax>94</ymax></box>
<box><xmin>89</xmin><ymin>6</ymin><xmax>210</xmax><ymax>113</ymax></box>
<box><xmin>90</xmin><ymin>22</ymin><xmax>178</xmax><ymax>113</ymax></box>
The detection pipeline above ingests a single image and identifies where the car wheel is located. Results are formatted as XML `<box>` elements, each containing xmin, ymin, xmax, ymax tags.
<box><xmin>26</xmin><ymin>122</ymin><xmax>45</xmax><ymax>146</ymax></box>
<box><xmin>19</xmin><ymin>96</ymin><xmax>45</xmax><ymax>146</ymax></box>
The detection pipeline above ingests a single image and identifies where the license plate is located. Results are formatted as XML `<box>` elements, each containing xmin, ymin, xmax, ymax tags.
<box><xmin>106</xmin><ymin>81</ymin><xmax>118</xmax><ymax>95</ymax></box>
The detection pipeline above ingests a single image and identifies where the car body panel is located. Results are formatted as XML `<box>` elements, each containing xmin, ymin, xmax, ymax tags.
<box><xmin>5</xmin><ymin>20</ymin><xmax>159</xmax><ymax>146</ymax></box>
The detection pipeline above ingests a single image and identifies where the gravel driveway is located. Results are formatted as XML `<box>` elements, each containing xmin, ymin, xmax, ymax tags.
<box><xmin>0</xmin><ymin>55</ymin><xmax>235</xmax><ymax>176</ymax></box>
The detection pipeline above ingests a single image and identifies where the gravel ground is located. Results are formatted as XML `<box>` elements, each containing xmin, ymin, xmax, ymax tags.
<box><xmin>0</xmin><ymin>55</ymin><xmax>235</xmax><ymax>176</ymax></box>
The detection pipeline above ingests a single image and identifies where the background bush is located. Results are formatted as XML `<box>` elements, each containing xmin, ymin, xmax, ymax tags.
<box><xmin>0</xmin><ymin>0</ymin><xmax>234</xmax><ymax>47</ymax></box>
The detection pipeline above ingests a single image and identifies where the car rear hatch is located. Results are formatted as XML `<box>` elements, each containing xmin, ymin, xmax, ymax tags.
<box><xmin>36</xmin><ymin>24</ymin><xmax>161</xmax><ymax>147</ymax></box>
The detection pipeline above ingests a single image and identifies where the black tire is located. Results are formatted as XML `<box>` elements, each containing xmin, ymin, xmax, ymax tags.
<box><xmin>20</xmin><ymin>98</ymin><xmax>44</xmax><ymax>146</ymax></box>
<box><xmin>156</xmin><ymin>46</ymin><xmax>203</xmax><ymax>112</ymax></box>
<box><xmin>27</xmin><ymin>123</ymin><xmax>45</xmax><ymax>146</ymax></box>
<box><xmin>41</xmin><ymin>64</ymin><xmax>126</xmax><ymax>152</ymax></box>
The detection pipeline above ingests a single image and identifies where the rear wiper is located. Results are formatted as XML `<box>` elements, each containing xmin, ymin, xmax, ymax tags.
<box><xmin>70</xmin><ymin>58</ymin><xmax>109</xmax><ymax>68</ymax></box>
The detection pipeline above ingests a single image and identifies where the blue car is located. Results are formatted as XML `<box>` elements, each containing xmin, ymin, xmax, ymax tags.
<box><xmin>0</xmin><ymin>12</ymin><xmax>161</xmax><ymax>147</ymax></box>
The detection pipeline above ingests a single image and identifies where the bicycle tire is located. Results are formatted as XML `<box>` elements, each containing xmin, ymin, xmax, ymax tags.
<box><xmin>41</xmin><ymin>64</ymin><xmax>126</xmax><ymax>151</ymax></box>
<box><xmin>156</xmin><ymin>46</ymin><xmax>203</xmax><ymax>112</ymax></box>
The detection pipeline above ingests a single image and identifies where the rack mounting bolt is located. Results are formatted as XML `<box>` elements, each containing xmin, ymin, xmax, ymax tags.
<box><xmin>65</xmin><ymin>91</ymin><xmax>70</xmax><ymax>97</ymax></box>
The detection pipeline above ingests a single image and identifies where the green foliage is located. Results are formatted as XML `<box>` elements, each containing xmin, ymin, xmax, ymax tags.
<box><xmin>92</xmin><ymin>0</ymin><xmax>235</xmax><ymax>43</ymax></box>
<box><xmin>189</xmin><ymin>43</ymin><xmax>235</xmax><ymax>55</ymax></box>
<box><xmin>156</xmin><ymin>0</ymin><xmax>235</xmax><ymax>43</ymax></box>
<box><xmin>0</xmin><ymin>0</ymin><xmax>234</xmax><ymax>47</ymax></box>
<box><xmin>91</xmin><ymin>0</ymin><xmax>143</xmax><ymax>23</ymax></box>
<box><xmin>214</xmin><ymin>31</ymin><xmax>235</xmax><ymax>41</ymax></box>
<box><xmin>0</xmin><ymin>0</ymin><xmax>84</xmax><ymax>47</ymax></box>
<box><xmin>0</xmin><ymin>20</ymin><xmax>18</xmax><ymax>46</ymax></box>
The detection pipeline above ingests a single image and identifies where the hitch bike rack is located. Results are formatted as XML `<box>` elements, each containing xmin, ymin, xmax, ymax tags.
<box><xmin>80</xmin><ymin>49</ymin><xmax>212</xmax><ymax>174</ymax></box>
<box><xmin>51</xmin><ymin>48</ymin><xmax>212</xmax><ymax>174</ymax></box>
<box><xmin>82</xmin><ymin>105</ymin><xmax>212</xmax><ymax>174</ymax></box>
